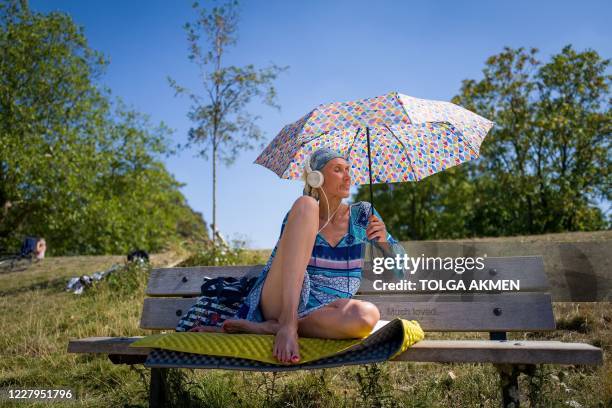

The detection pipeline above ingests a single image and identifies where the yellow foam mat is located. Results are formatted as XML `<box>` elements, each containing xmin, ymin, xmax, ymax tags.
<box><xmin>130</xmin><ymin>318</ymin><xmax>424</xmax><ymax>365</ymax></box>
<box><xmin>392</xmin><ymin>319</ymin><xmax>426</xmax><ymax>358</ymax></box>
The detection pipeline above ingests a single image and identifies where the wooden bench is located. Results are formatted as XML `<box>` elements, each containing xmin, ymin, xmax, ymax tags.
<box><xmin>68</xmin><ymin>255</ymin><xmax>603</xmax><ymax>407</ymax></box>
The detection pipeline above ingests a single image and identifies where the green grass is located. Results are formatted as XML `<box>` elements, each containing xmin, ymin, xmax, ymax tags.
<box><xmin>0</xmin><ymin>254</ymin><xmax>610</xmax><ymax>407</ymax></box>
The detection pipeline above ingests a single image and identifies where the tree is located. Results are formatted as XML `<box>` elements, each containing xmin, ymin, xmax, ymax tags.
<box><xmin>456</xmin><ymin>46</ymin><xmax>610</xmax><ymax>235</ymax></box>
<box><xmin>169</xmin><ymin>0</ymin><xmax>287</xmax><ymax>250</ymax></box>
<box><xmin>357</xmin><ymin>46</ymin><xmax>611</xmax><ymax>240</ymax></box>
<box><xmin>0</xmin><ymin>0</ymin><xmax>209</xmax><ymax>254</ymax></box>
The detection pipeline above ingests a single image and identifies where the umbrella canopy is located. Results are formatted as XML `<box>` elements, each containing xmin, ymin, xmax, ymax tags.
<box><xmin>255</xmin><ymin>91</ymin><xmax>494</xmax><ymax>185</ymax></box>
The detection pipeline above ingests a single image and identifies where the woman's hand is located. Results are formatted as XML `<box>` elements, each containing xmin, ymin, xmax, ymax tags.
<box><xmin>366</xmin><ymin>214</ymin><xmax>388</xmax><ymax>242</ymax></box>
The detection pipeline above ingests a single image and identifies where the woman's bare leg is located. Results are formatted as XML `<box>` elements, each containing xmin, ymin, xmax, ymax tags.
<box><xmin>222</xmin><ymin>299</ymin><xmax>380</xmax><ymax>339</ymax></box>
<box><xmin>258</xmin><ymin>196</ymin><xmax>319</xmax><ymax>363</ymax></box>
<box><xmin>297</xmin><ymin>299</ymin><xmax>380</xmax><ymax>338</ymax></box>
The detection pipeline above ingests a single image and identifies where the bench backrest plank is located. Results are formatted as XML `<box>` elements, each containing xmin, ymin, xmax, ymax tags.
<box><xmin>145</xmin><ymin>256</ymin><xmax>548</xmax><ymax>296</ymax></box>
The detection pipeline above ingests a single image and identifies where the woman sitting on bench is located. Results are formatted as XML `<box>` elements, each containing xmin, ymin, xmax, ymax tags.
<box><xmin>191</xmin><ymin>147</ymin><xmax>407</xmax><ymax>364</ymax></box>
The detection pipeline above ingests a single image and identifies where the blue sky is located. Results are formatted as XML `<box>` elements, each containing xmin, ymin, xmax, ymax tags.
<box><xmin>32</xmin><ymin>0</ymin><xmax>611</xmax><ymax>249</ymax></box>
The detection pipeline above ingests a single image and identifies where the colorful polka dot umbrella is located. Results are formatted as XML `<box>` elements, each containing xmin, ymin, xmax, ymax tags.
<box><xmin>254</xmin><ymin>91</ymin><xmax>494</xmax><ymax>208</ymax></box>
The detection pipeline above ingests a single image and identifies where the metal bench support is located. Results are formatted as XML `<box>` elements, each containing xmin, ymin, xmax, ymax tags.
<box><xmin>149</xmin><ymin>367</ymin><xmax>168</xmax><ymax>408</ymax></box>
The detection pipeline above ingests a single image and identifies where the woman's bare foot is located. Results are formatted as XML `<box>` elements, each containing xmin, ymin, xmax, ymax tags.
<box><xmin>222</xmin><ymin>319</ymin><xmax>279</xmax><ymax>334</ymax></box>
<box><xmin>274</xmin><ymin>324</ymin><xmax>300</xmax><ymax>364</ymax></box>
<box><xmin>187</xmin><ymin>325</ymin><xmax>223</xmax><ymax>332</ymax></box>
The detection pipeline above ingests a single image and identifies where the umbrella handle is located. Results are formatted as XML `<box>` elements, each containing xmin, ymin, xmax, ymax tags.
<box><xmin>365</xmin><ymin>127</ymin><xmax>374</xmax><ymax>211</ymax></box>
<box><xmin>365</xmin><ymin>127</ymin><xmax>378</xmax><ymax>242</ymax></box>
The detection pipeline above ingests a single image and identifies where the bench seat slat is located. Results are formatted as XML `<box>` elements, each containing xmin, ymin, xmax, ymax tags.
<box><xmin>67</xmin><ymin>336</ymin><xmax>149</xmax><ymax>355</ymax></box>
<box><xmin>67</xmin><ymin>337</ymin><xmax>602</xmax><ymax>366</ymax></box>
<box><xmin>146</xmin><ymin>256</ymin><xmax>548</xmax><ymax>296</ymax></box>
<box><xmin>394</xmin><ymin>340</ymin><xmax>603</xmax><ymax>365</ymax></box>
<box><xmin>139</xmin><ymin>293</ymin><xmax>556</xmax><ymax>332</ymax></box>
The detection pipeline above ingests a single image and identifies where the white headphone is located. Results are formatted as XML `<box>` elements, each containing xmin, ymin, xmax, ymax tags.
<box><xmin>305</xmin><ymin>155</ymin><xmax>324</xmax><ymax>188</ymax></box>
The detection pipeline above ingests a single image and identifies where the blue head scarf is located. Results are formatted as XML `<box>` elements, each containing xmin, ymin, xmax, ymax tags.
<box><xmin>309</xmin><ymin>147</ymin><xmax>346</xmax><ymax>172</ymax></box>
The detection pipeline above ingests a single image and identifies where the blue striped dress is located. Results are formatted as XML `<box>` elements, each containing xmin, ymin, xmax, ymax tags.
<box><xmin>237</xmin><ymin>201</ymin><xmax>406</xmax><ymax>322</ymax></box>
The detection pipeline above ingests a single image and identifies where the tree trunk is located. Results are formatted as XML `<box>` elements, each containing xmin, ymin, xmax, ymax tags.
<box><xmin>212</xmin><ymin>140</ymin><xmax>217</xmax><ymax>265</ymax></box>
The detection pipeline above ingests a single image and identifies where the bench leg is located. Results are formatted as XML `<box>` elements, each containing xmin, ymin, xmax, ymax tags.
<box><xmin>495</xmin><ymin>364</ymin><xmax>520</xmax><ymax>408</ymax></box>
<box><xmin>149</xmin><ymin>367</ymin><xmax>168</xmax><ymax>408</ymax></box>
<box><xmin>495</xmin><ymin>364</ymin><xmax>539</xmax><ymax>408</ymax></box>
